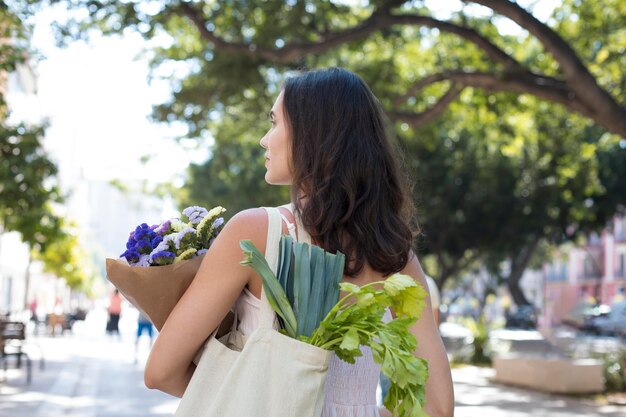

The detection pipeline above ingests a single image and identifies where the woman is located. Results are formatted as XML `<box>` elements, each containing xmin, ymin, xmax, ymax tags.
<box><xmin>145</xmin><ymin>67</ymin><xmax>454</xmax><ymax>417</ymax></box>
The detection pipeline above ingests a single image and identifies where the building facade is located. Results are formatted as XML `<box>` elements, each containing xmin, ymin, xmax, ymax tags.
<box><xmin>542</xmin><ymin>215</ymin><xmax>626</xmax><ymax>326</ymax></box>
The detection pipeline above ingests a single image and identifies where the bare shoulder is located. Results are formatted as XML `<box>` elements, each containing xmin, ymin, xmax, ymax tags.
<box><xmin>219</xmin><ymin>208</ymin><xmax>269</xmax><ymax>253</ymax></box>
<box><xmin>400</xmin><ymin>250</ymin><xmax>426</xmax><ymax>282</ymax></box>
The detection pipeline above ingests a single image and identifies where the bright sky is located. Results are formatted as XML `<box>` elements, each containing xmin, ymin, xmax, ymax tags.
<box><xmin>26</xmin><ymin>8</ymin><xmax>204</xmax><ymax>190</ymax></box>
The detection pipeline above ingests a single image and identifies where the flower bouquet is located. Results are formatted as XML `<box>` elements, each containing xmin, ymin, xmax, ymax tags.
<box><xmin>240</xmin><ymin>237</ymin><xmax>430</xmax><ymax>417</ymax></box>
<box><xmin>105</xmin><ymin>206</ymin><xmax>226</xmax><ymax>330</ymax></box>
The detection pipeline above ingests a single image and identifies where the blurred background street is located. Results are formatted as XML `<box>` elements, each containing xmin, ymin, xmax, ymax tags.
<box><xmin>2</xmin><ymin>0</ymin><xmax>626</xmax><ymax>416</ymax></box>
<box><xmin>1</xmin><ymin>308</ymin><xmax>178</xmax><ymax>417</ymax></box>
<box><xmin>2</xmin><ymin>307</ymin><xmax>625</xmax><ymax>416</ymax></box>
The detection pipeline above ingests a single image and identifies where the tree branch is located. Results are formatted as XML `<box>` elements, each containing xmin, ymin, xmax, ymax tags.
<box><xmin>176</xmin><ymin>2</ymin><xmax>521</xmax><ymax>70</ymax></box>
<box><xmin>393</xmin><ymin>69</ymin><xmax>594</xmax><ymax>128</ymax></box>
<box><xmin>467</xmin><ymin>0</ymin><xmax>626</xmax><ymax>136</ymax></box>
<box><xmin>174</xmin><ymin>0</ymin><xmax>626</xmax><ymax>136</ymax></box>
<box><xmin>389</xmin><ymin>84</ymin><xmax>464</xmax><ymax>126</ymax></box>
<box><xmin>387</xmin><ymin>14</ymin><xmax>522</xmax><ymax>69</ymax></box>
<box><xmin>176</xmin><ymin>2</ymin><xmax>397</xmax><ymax>64</ymax></box>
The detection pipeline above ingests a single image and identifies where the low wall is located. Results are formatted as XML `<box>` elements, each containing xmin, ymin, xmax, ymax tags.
<box><xmin>493</xmin><ymin>356</ymin><xmax>604</xmax><ymax>394</ymax></box>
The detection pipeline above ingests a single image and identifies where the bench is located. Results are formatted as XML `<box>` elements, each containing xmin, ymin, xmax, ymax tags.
<box><xmin>0</xmin><ymin>320</ymin><xmax>32</xmax><ymax>383</ymax></box>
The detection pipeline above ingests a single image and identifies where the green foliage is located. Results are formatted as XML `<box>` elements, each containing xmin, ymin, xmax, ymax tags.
<box><xmin>31</xmin><ymin>220</ymin><xmax>95</xmax><ymax>291</ymax></box>
<box><xmin>0</xmin><ymin>124</ymin><xmax>63</xmax><ymax>245</ymax></box>
<box><xmin>591</xmin><ymin>347</ymin><xmax>626</xmax><ymax>392</ymax></box>
<box><xmin>464</xmin><ymin>315</ymin><xmax>492</xmax><ymax>366</ymax></box>
<box><xmin>309</xmin><ymin>275</ymin><xmax>429</xmax><ymax>417</ymax></box>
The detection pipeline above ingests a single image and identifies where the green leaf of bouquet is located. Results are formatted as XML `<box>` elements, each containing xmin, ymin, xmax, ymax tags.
<box><xmin>339</xmin><ymin>327</ymin><xmax>360</xmax><ymax>351</ymax></box>
<box><xmin>339</xmin><ymin>282</ymin><xmax>361</xmax><ymax>295</ymax></box>
<box><xmin>383</xmin><ymin>274</ymin><xmax>416</xmax><ymax>296</ymax></box>
<box><xmin>385</xmin><ymin>274</ymin><xmax>428</xmax><ymax>319</ymax></box>
<box><xmin>355</xmin><ymin>292</ymin><xmax>376</xmax><ymax>308</ymax></box>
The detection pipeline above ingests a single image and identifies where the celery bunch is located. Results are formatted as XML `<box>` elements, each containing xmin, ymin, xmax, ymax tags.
<box><xmin>240</xmin><ymin>239</ymin><xmax>430</xmax><ymax>417</ymax></box>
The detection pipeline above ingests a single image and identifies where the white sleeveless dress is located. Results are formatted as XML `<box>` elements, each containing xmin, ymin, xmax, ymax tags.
<box><xmin>234</xmin><ymin>205</ymin><xmax>390</xmax><ymax>417</ymax></box>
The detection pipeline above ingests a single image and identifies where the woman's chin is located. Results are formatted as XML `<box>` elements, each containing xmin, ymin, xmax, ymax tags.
<box><xmin>264</xmin><ymin>175</ymin><xmax>291</xmax><ymax>186</ymax></box>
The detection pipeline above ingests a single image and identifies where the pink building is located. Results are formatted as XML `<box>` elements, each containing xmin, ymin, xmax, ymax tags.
<box><xmin>543</xmin><ymin>215</ymin><xmax>626</xmax><ymax>326</ymax></box>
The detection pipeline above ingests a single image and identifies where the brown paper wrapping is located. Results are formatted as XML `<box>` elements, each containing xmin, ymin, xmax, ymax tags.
<box><xmin>105</xmin><ymin>255</ymin><xmax>205</xmax><ymax>331</ymax></box>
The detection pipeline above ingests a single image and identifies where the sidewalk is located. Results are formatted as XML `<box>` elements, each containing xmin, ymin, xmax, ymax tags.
<box><xmin>1</xmin><ymin>309</ymin><xmax>178</xmax><ymax>417</ymax></box>
<box><xmin>452</xmin><ymin>365</ymin><xmax>624</xmax><ymax>417</ymax></box>
<box><xmin>1</xmin><ymin>309</ymin><xmax>624</xmax><ymax>416</ymax></box>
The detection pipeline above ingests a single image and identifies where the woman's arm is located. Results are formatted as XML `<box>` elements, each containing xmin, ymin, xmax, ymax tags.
<box><xmin>399</xmin><ymin>252</ymin><xmax>455</xmax><ymax>417</ymax></box>
<box><xmin>144</xmin><ymin>208</ymin><xmax>269</xmax><ymax>397</ymax></box>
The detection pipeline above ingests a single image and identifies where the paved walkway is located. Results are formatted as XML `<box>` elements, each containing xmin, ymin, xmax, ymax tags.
<box><xmin>452</xmin><ymin>365</ymin><xmax>623</xmax><ymax>417</ymax></box>
<box><xmin>1</xmin><ymin>308</ymin><xmax>624</xmax><ymax>416</ymax></box>
<box><xmin>1</xmin><ymin>309</ymin><xmax>178</xmax><ymax>417</ymax></box>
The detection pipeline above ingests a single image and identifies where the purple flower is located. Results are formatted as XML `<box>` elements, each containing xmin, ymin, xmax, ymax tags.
<box><xmin>150</xmin><ymin>250</ymin><xmax>175</xmax><ymax>266</ymax></box>
<box><xmin>151</xmin><ymin>235</ymin><xmax>163</xmax><ymax>247</ymax></box>
<box><xmin>134</xmin><ymin>223</ymin><xmax>150</xmax><ymax>240</ymax></box>
<box><xmin>137</xmin><ymin>239</ymin><xmax>153</xmax><ymax>254</ymax></box>
<box><xmin>155</xmin><ymin>220</ymin><xmax>172</xmax><ymax>236</ymax></box>
<box><xmin>121</xmin><ymin>248</ymin><xmax>140</xmax><ymax>264</ymax></box>
<box><xmin>212</xmin><ymin>217</ymin><xmax>224</xmax><ymax>230</ymax></box>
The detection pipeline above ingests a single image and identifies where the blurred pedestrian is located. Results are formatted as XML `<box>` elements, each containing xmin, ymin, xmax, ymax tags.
<box><xmin>136</xmin><ymin>313</ymin><xmax>154</xmax><ymax>345</ymax></box>
<box><xmin>134</xmin><ymin>312</ymin><xmax>155</xmax><ymax>363</ymax></box>
<box><xmin>106</xmin><ymin>289</ymin><xmax>122</xmax><ymax>338</ymax></box>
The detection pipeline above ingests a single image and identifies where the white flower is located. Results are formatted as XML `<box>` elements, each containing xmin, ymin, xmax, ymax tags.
<box><xmin>182</xmin><ymin>206</ymin><xmax>209</xmax><ymax>225</ymax></box>
<box><xmin>137</xmin><ymin>254</ymin><xmax>151</xmax><ymax>267</ymax></box>
<box><xmin>150</xmin><ymin>234</ymin><xmax>176</xmax><ymax>257</ymax></box>
<box><xmin>175</xmin><ymin>227</ymin><xmax>197</xmax><ymax>250</ymax></box>
<box><xmin>170</xmin><ymin>219</ymin><xmax>187</xmax><ymax>233</ymax></box>
<box><xmin>206</xmin><ymin>206</ymin><xmax>226</xmax><ymax>219</ymax></box>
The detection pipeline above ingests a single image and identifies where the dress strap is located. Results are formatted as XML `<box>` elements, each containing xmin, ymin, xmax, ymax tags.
<box><xmin>279</xmin><ymin>213</ymin><xmax>298</xmax><ymax>241</ymax></box>
<box><xmin>279</xmin><ymin>203</ymin><xmax>312</xmax><ymax>245</ymax></box>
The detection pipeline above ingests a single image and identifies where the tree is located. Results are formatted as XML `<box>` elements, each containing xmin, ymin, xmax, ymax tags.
<box><xmin>17</xmin><ymin>0</ymin><xmax>626</xmax><ymax>304</ymax></box>
<box><xmin>21</xmin><ymin>0</ymin><xmax>623</xmax><ymax>135</ymax></box>
<box><xmin>1</xmin><ymin>5</ymin><xmax>92</xmax><ymax>294</ymax></box>
<box><xmin>31</xmin><ymin>219</ymin><xmax>96</xmax><ymax>292</ymax></box>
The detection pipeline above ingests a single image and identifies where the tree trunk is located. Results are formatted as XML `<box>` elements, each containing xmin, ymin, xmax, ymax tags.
<box><xmin>23</xmin><ymin>248</ymin><xmax>32</xmax><ymax>311</ymax></box>
<box><xmin>506</xmin><ymin>239</ymin><xmax>540</xmax><ymax>306</ymax></box>
<box><xmin>0</xmin><ymin>220</ymin><xmax>4</xmax><ymax>267</ymax></box>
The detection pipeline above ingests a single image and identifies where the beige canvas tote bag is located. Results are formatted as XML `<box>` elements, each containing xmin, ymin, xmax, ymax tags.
<box><xmin>174</xmin><ymin>206</ymin><xmax>332</xmax><ymax>417</ymax></box>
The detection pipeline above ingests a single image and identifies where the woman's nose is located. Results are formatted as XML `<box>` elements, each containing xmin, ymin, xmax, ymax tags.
<box><xmin>260</xmin><ymin>134</ymin><xmax>268</xmax><ymax>149</ymax></box>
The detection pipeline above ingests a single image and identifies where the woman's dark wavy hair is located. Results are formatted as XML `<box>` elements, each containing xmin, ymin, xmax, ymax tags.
<box><xmin>282</xmin><ymin>67</ymin><xmax>417</xmax><ymax>277</ymax></box>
